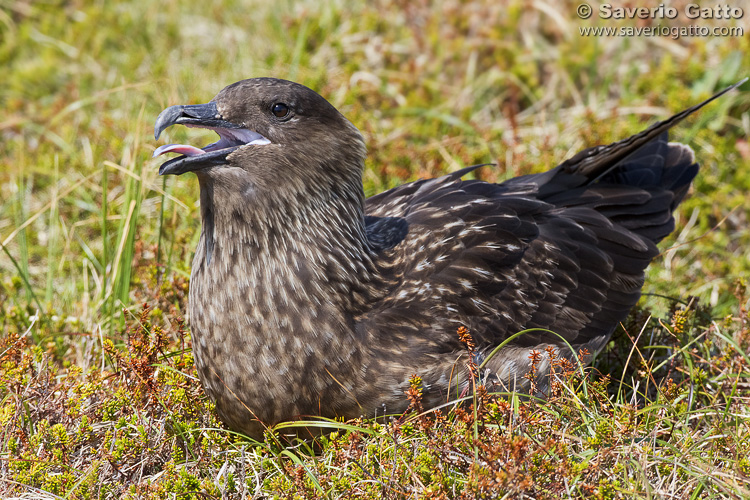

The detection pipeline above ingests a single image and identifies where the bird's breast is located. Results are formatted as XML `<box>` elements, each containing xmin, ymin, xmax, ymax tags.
<box><xmin>185</xmin><ymin>232</ymin><xmax>371</xmax><ymax>426</ymax></box>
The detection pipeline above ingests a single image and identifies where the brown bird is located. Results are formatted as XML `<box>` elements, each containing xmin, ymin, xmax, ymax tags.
<box><xmin>153</xmin><ymin>78</ymin><xmax>744</xmax><ymax>439</ymax></box>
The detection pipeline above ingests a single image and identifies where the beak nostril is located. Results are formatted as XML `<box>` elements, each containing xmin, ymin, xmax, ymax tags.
<box><xmin>181</xmin><ymin>102</ymin><xmax>220</xmax><ymax>120</ymax></box>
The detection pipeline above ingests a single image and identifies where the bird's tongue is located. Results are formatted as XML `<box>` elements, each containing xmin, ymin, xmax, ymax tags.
<box><xmin>153</xmin><ymin>144</ymin><xmax>205</xmax><ymax>158</ymax></box>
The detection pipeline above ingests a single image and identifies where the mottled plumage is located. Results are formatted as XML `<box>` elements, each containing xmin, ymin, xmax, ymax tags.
<box><xmin>153</xmin><ymin>78</ymin><xmax>744</xmax><ymax>439</ymax></box>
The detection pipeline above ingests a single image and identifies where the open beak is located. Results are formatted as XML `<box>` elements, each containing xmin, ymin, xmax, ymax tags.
<box><xmin>153</xmin><ymin>102</ymin><xmax>270</xmax><ymax>175</ymax></box>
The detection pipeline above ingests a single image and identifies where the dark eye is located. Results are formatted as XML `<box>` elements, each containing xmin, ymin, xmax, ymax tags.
<box><xmin>271</xmin><ymin>103</ymin><xmax>290</xmax><ymax>118</ymax></box>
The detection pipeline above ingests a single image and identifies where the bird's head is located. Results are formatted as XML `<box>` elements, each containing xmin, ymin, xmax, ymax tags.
<box><xmin>153</xmin><ymin>78</ymin><xmax>367</xmax><ymax>196</ymax></box>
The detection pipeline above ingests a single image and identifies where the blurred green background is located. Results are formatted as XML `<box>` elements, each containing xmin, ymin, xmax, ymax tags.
<box><xmin>1</xmin><ymin>0</ymin><xmax>749</xmax><ymax>331</ymax></box>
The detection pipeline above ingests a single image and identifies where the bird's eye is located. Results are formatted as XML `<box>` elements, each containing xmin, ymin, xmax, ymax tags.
<box><xmin>271</xmin><ymin>103</ymin><xmax>290</xmax><ymax>118</ymax></box>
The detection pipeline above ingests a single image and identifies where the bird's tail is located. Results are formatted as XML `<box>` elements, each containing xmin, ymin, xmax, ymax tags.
<box><xmin>505</xmin><ymin>79</ymin><xmax>745</xmax><ymax>206</ymax></box>
<box><xmin>504</xmin><ymin>79</ymin><xmax>746</xmax><ymax>243</ymax></box>
<box><xmin>587</xmin><ymin>135</ymin><xmax>699</xmax><ymax>244</ymax></box>
<box><xmin>597</xmin><ymin>132</ymin><xmax>698</xmax><ymax>211</ymax></box>
<box><xmin>536</xmin><ymin>133</ymin><xmax>699</xmax><ymax>245</ymax></box>
<box><xmin>558</xmin><ymin>78</ymin><xmax>746</xmax><ymax>180</ymax></box>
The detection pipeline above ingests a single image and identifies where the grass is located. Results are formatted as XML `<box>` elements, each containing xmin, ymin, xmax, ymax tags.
<box><xmin>1</xmin><ymin>0</ymin><xmax>749</xmax><ymax>497</ymax></box>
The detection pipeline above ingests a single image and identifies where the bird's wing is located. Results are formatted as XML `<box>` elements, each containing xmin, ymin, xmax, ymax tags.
<box><xmin>357</xmin><ymin>82</ymin><xmax>749</xmax><ymax>360</ymax></box>
<box><xmin>360</xmin><ymin>171</ymin><xmax>624</xmax><ymax>357</ymax></box>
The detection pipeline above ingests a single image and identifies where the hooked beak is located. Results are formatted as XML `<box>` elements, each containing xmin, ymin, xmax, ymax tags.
<box><xmin>153</xmin><ymin>102</ymin><xmax>270</xmax><ymax>175</ymax></box>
